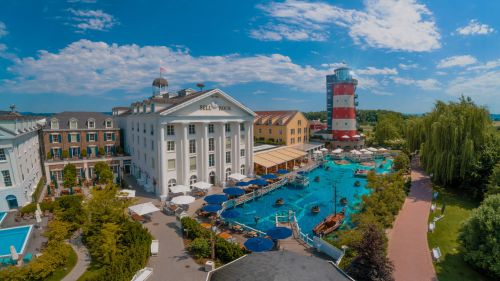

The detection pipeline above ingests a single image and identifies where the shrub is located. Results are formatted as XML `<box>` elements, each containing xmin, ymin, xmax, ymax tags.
<box><xmin>459</xmin><ymin>194</ymin><xmax>500</xmax><ymax>278</ymax></box>
<box><xmin>486</xmin><ymin>162</ymin><xmax>500</xmax><ymax>196</ymax></box>
<box><xmin>189</xmin><ymin>238</ymin><xmax>211</xmax><ymax>259</ymax></box>
<box><xmin>393</xmin><ymin>153</ymin><xmax>410</xmax><ymax>173</ymax></box>
<box><xmin>32</xmin><ymin>176</ymin><xmax>46</xmax><ymax>202</ymax></box>
<box><xmin>20</xmin><ymin>203</ymin><xmax>37</xmax><ymax>215</ymax></box>
<box><xmin>98</xmin><ymin>147</ymin><xmax>105</xmax><ymax>156</ymax></box>
<box><xmin>61</xmin><ymin>150</ymin><xmax>69</xmax><ymax>159</ymax></box>
<box><xmin>81</xmin><ymin>149</ymin><xmax>87</xmax><ymax>158</ymax></box>
<box><xmin>215</xmin><ymin>237</ymin><xmax>246</xmax><ymax>263</ymax></box>
<box><xmin>63</xmin><ymin>164</ymin><xmax>77</xmax><ymax>188</ymax></box>
<box><xmin>181</xmin><ymin>217</ymin><xmax>210</xmax><ymax>240</ymax></box>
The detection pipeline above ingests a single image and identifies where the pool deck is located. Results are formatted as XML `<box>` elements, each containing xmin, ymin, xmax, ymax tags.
<box><xmin>387</xmin><ymin>157</ymin><xmax>437</xmax><ymax>281</ymax></box>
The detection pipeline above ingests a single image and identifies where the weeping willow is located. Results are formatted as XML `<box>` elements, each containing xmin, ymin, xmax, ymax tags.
<box><xmin>406</xmin><ymin>97</ymin><xmax>495</xmax><ymax>186</ymax></box>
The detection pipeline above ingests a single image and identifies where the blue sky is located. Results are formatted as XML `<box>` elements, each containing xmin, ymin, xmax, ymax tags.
<box><xmin>0</xmin><ymin>0</ymin><xmax>499</xmax><ymax>114</ymax></box>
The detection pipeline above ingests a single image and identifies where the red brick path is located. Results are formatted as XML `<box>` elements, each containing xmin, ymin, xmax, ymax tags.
<box><xmin>387</xmin><ymin>158</ymin><xmax>437</xmax><ymax>281</ymax></box>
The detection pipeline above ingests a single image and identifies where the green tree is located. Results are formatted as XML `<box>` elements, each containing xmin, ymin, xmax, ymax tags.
<box><xmin>459</xmin><ymin>194</ymin><xmax>500</xmax><ymax>278</ymax></box>
<box><xmin>189</xmin><ymin>238</ymin><xmax>211</xmax><ymax>259</ymax></box>
<box><xmin>46</xmin><ymin>219</ymin><xmax>73</xmax><ymax>241</ymax></box>
<box><xmin>55</xmin><ymin>195</ymin><xmax>85</xmax><ymax>226</ymax></box>
<box><xmin>393</xmin><ymin>153</ymin><xmax>410</xmax><ymax>173</ymax></box>
<box><xmin>94</xmin><ymin>161</ymin><xmax>114</xmax><ymax>184</ymax></box>
<box><xmin>87</xmin><ymin>222</ymin><xmax>121</xmax><ymax>266</ymax></box>
<box><xmin>62</xmin><ymin>164</ymin><xmax>77</xmax><ymax>188</ymax></box>
<box><xmin>346</xmin><ymin>224</ymin><xmax>394</xmax><ymax>281</ymax></box>
<box><xmin>486</xmin><ymin>163</ymin><xmax>500</xmax><ymax>196</ymax></box>
<box><xmin>374</xmin><ymin>113</ymin><xmax>405</xmax><ymax>146</ymax></box>
<box><xmin>61</xmin><ymin>149</ymin><xmax>69</xmax><ymax>159</ymax></box>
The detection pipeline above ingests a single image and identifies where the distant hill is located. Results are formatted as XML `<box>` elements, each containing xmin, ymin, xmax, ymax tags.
<box><xmin>19</xmin><ymin>112</ymin><xmax>112</xmax><ymax>117</ymax></box>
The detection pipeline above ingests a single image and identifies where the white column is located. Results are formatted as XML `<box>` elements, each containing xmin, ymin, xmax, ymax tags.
<box><xmin>247</xmin><ymin>121</ymin><xmax>254</xmax><ymax>176</ymax></box>
<box><xmin>182</xmin><ymin>124</ymin><xmax>189</xmax><ymax>185</ymax></box>
<box><xmin>234</xmin><ymin>122</ymin><xmax>240</xmax><ymax>173</ymax></box>
<box><xmin>159</xmin><ymin>125</ymin><xmax>167</xmax><ymax>196</ymax></box>
<box><xmin>202</xmin><ymin>123</ymin><xmax>209</xmax><ymax>182</ymax></box>
<box><xmin>218</xmin><ymin>122</ymin><xmax>226</xmax><ymax>184</ymax></box>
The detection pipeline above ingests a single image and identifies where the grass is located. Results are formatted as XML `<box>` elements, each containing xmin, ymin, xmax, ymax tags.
<box><xmin>45</xmin><ymin>246</ymin><xmax>78</xmax><ymax>281</ymax></box>
<box><xmin>427</xmin><ymin>186</ymin><xmax>494</xmax><ymax>281</ymax></box>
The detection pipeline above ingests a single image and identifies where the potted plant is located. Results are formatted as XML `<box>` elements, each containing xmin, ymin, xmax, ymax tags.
<box><xmin>98</xmin><ymin>147</ymin><xmax>105</xmax><ymax>157</ymax></box>
<box><xmin>81</xmin><ymin>149</ymin><xmax>87</xmax><ymax>159</ymax></box>
<box><xmin>61</xmin><ymin>150</ymin><xmax>69</xmax><ymax>159</ymax></box>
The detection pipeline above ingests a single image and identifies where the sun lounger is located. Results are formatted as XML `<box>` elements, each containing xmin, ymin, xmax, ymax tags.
<box><xmin>428</xmin><ymin>222</ymin><xmax>435</xmax><ymax>233</ymax></box>
<box><xmin>432</xmin><ymin>247</ymin><xmax>442</xmax><ymax>262</ymax></box>
<box><xmin>150</xmin><ymin>240</ymin><xmax>159</xmax><ymax>257</ymax></box>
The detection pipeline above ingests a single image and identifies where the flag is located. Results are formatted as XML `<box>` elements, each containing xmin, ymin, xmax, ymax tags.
<box><xmin>160</xmin><ymin>66</ymin><xmax>167</xmax><ymax>73</ymax></box>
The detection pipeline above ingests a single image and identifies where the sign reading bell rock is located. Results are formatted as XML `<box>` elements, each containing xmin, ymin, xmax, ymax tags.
<box><xmin>200</xmin><ymin>102</ymin><xmax>231</xmax><ymax>111</ymax></box>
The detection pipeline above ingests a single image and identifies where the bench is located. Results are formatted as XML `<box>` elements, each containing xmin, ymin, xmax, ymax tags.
<box><xmin>432</xmin><ymin>247</ymin><xmax>442</xmax><ymax>262</ymax></box>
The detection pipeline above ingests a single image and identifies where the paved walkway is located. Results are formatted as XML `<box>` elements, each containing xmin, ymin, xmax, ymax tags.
<box><xmin>62</xmin><ymin>236</ymin><xmax>90</xmax><ymax>281</ymax></box>
<box><xmin>387</xmin><ymin>157</ymin><xmax>437</xmax><ymax>281</ymax></box>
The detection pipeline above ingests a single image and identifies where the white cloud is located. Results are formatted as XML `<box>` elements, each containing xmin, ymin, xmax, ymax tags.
<box><xmin>446</xmin><ymin>71</ymin><xmax>500</xmax><ymax>109</ymax></box>
<box><xmin>253</xmin><ymin>0</ymin><xmax>441</xmax><ymax>52</ymax></box>
<box><xmin>456</xmin><ymin>20</ymin><xmax>495</xmax><ymax>36</ymax></box>
<box><xmin>467</xmin><ymin>59</ymin><xmax>500</xmax><ymax>71</ymax></box>
<box><xmin>399</xmin><ymin>63</ymin><xmax>418</xmax><ymax>70</ymax></box>
<box><xmin>252</xmin><ymin>90</ymin><xmax>267</xmax><ymax>95</ymax></box>
<box><xmin>392</xmin><ymin>77</ymin><xmax>440</xmax><ymax>90</ymax></box>
<box><xmin>250</xmin><ymin>23</ymin><xmax>327</xmax><ymax>41</ymax></box>
<box><xmin>66</xmin><ymin>9</ymin><xmax>117</xmax><ymax>32</ymax></box>
<box><xmin>0</xmin><ymin>21</ymin><xmax>8</xmax><ymax>38</ymax></box>
<box><xmin>435</xmin><ymin>71</ymin><xmax>447</xmax><ymax>75</ymax></box>
<box><xmin>355</xmin><ymin>67</ymin><xmax>398</xmax><ymax>75</ymax></box>
<box><xmin>271</xmin><ymin>97</ymin><xmax>306</xmax><ymax>103</ymax></box>
<box><xmin>437</xmin><ymin>55</ymin><xmax>477</xmax><ymax>69</ymax></box>
<box><xmin>1</xmin><ymin>39</ymin><xmax>336</xmax><ymax>95</ymax></box>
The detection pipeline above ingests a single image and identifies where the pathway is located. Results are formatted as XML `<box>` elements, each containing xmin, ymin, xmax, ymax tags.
<box><xmin>62</xmin><ymin>236</ymin><xmax>90</xmax><ymax>281</ymax></box>
<box><xmin>387</xmin><ymin>157</ymin><xmax>437</xmax><ymax>281</ymax></box>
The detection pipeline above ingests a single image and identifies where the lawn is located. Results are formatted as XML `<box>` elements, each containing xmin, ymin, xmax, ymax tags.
<box><xmin>45</xmin><ymin>246</ymin><xmax>78</xmax><ymax>281</ymax></box>
<box><xmin>427</xmin><ymin>186</ymin><xmax>494</xmax><ymax>281</ymax></box>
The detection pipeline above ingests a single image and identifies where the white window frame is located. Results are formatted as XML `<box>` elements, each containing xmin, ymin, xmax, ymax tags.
<box><xmin>208</xmin><ymin>154</ymin><xmax>215</xmax><ymax>167</ymax></box>
<box><xmin>69</xmin><ymin>118</ymin><xmax>78</xmax><ymax>130</ymax></box>
<box><xmin>50</xmin><ymin>119</ymin><xmax>59</xmax><ymax>129</ymax></box>
<box><xmin>188</xmin><ymin>124</ymin><xmax>196</xmax><ymax>135</ymax></box>
<box><xmin>189</xmin><ymin>156</ymin><xmax>196</xmax><ymax>171</ymax></box>
<box><xmin>240</xmin><ymin>149</ymin><xmax>245</xmax><ymax>157</ymax></box>
<box><xmin>167</xmin><ymin>141</ymin><xmax>175</xmax><ymax>152</ymax></box>
<box><xmin>166</xmin><ymin>125</ymin><xmax>175</xmax><ymax>136</ymax></box>
<box><xmin>105</xmin><ymin>119</ymin><xmax>113</xmax><ymax>128</ymax></box>
<box><xmin>167</xmin><ymin>159</ymin><xmax>176</xmax><ymax>170</ymax></box>
<box><xmin>0</xmin><ymin>148</ymin><xmax>5</xmax><ymax>161</ymax></box>
<box><xmin>189</xmin><ymin>139</ymin><xmax>196</xmax><ymax>154</ymax></box>
<box><xmin>88</xmin><ymin>119</ymin><xmax>96</xmax><ymax>129</ymax></box>
<box><xmin>208</xmin><ymin>138</ymin><xmax>215</xmax><ymax>152</ymax></box>
<box><xmin>225</xmin><ymin>151</ymin><xmax>231</xmax><ymax>163</ymax></box>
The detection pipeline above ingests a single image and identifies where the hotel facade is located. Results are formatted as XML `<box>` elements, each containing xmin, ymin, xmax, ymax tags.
<box><xmin>113</xmin><ymin>78</ymin><xmax>255</xmax><ymax>196</ymax></box>
<box><xmin>42</xmin><ymin>112</ymin><xmax>131</xmax><ymax>183</ymax></box>
<box><xmin>253</xmin><ymin>111</ymin><xmax>310</xmax><ymax>146</ymax></box>
<box><xmin>0</xmin><ymin>110</ymin><xmax>44</xmax><ymax>212</ymax></box>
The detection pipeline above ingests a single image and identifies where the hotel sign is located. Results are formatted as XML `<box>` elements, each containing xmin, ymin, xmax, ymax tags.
<box><xmin>200</xmin><ymin>102</ymin><xmax>231</xmax><ymax>111</ymax></box>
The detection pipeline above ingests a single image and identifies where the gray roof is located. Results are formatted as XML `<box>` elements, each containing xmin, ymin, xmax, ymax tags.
<box><xmin>45</xmin><ymin>112</ymin><xmax>115</xmax><ymax>130</ymax></box>
<box><xmin>208</xmin><ymin>251</ymin><xmax>353</xmax><ymax>281</ymax></box>
<box><xmin>0</xmin><ymin>110</ymin><xmax>43</xmax><ymax>121</ymax></box>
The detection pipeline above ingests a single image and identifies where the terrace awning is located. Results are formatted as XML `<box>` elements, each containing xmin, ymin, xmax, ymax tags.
<box><xmin>254</xmin><ymin>147</ymin><xmax>307</xmax><ymax>169</ymax></box>
<box><xmin>128</xmin><ymin>202</ymin><xmax>160</xmax><ymax>216</ymax></box>
<box><xmin>228</xmin><ymin>173</ymin><xmax>247</xmax><ymax>181</ymax></box>
<box><xmin>169</xmin><ymin>184</ymin><xmax>190</xmax><ymax>194</ymax></box>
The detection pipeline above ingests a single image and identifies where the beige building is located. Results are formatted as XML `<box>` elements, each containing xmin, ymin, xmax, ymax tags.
<box><xmin>253</xmin><ymin>111</ymin><xmax>310</xmax><ymax>146</ymax></box>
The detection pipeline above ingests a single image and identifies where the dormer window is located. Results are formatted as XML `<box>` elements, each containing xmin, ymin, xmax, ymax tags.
<box><xmin>143</xmin><ymin>104</ymin><xmax>147</xmax><ymax>113</ymax></box>
<box><xmin>150</xmin><ymin>103</ymin><xmax>155</xmax><ymax>113</ymax></box>
<box><xmin>50</xmin><ymin>119</ymin><xmax>59</xmax><ymax>130</ymax></box>
<box><xmin>88</xmin><ymin>119</ymin><xmax>96</xmax><ymax>129</ymax></box>
<box><xmin>105</xmin><ymin>119</ymin><xmax>113</xmax><ymax>128</ymax></box>
<box><xmin>267</xmin><ymin>119</ymin><xmax>272</xmax><ymax>125</ymax></box>
<box><xmin>69</xmin><ymin>118</ymin><xmax>78</xmax><ymax>130</ymax></box>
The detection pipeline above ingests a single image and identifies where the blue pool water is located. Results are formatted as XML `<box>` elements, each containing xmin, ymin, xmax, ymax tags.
<box><xmin>0</xmin><ymin>225</ymin><xmax>33</xmax><ymax>257</ymax></box>
<box><xmin>230</xmin><ymin>158</ymin><xmax>393</xmax><ymax>235</ymax></box>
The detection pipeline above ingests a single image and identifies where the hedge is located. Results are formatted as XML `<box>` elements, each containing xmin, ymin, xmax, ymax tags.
<box><xmin>31</xmin><ymin>176</ymin><xmax>46</xmax><ymax>202</ymax></box>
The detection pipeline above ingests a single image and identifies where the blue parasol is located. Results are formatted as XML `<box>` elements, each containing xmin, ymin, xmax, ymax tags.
<box><xmin>266</xmin><ymin>226</ymin><xmax>293</xmax><ymax>240</ymax></box>
<box><xmin>297</xmin><ymin>171</ymin><xmax>307</xmax><ymax>175</ymax></box>
<box><xmin>277</xmin><ymin>169</ymin><xmax>289</xmax><ymax>174</ymax></box>
<box><xmin>220</xmin><ymin>209</ymin><xmax>240</xmax><ymax>219</ymax></box>
<box><xmin>261</xmin><ymin>174</ymin><xmax>277</xmax><ymax>180</ymax></box>
<box><xmin>244</xmin><ymin>237</ymin><xmax>274</xmax><ymax>252</ymax></box>
<box><xmin>204</xmin><ymin>194</ymin><xmax>228</xmax><ymax>204</ymax></box>
<box><xmin>236</xmin><ymin>181</ymin><xmax>250</xmax><ymax>187</ymax></box>
<box><xmin>249</xmin><ymin>179</ymin><xmax>268</xmax><ymax>186</ymax></box>
<box><xmin>223</xmin><ymin>187</ymin><xmax>245</xmax><ymax>196</ymax></box>
<box><xmin>202</xmin><ymin>204</ymin><xmax>222</xmax><ymax>213</ymax></box>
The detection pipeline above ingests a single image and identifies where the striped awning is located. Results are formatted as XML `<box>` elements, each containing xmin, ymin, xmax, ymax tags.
<box><xmin>254</xmin><ymin>147</ymin><xmax>307</xmax><ymax>168</ymax></box>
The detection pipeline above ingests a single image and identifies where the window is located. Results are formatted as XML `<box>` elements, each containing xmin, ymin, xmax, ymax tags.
<box><xmin>298</xmin><ymin>136</ymin><xmax>302</xmax><ymax>143</ymax></box>
<box><xmin>166</xmin><ymin>125</ymin><xmax>175</xmax><ymax>136</ymax></box>
<box><xmin>240</xmin><ymin>165</ymin><xmax>245</xmax><ymax>175</ymax></box>
<box><xmin>208</xmin><ymin>124</ymin><xmax>214</xmax><ymax>133</ymax></box>
<box><xmin>267</xmin><ymin>119</ymin><xmax>272</xmax><ymax>125</ymax></box>
<box><xmin>2</xmin><ymin>170</ymin><xmax>12</xmax><ymax>187</ymax></box>
<box><xmin>105</xmin><ymin>132</ymin><xmax>114</xmax><ymax>141</ymax></box>
<box><xmin>240</xmin><ymin>123</ymin><xmax>245</xmax><ymax>131</ymax></box>
<box><xmin>50</xmin><ymin>134</ymin><xmax>61</xmax><ymax>143</ymax></box>
<box><xmin>151</xmin><ymin>157</ymin><xmax>155</xmax><ymax>169</ymax></box>
<box><xmin>268</xmin><ymin>128</ymin><xmax>272</xmax><ymax>134</ymax></box>
<box><xmin>136</xmin><ymin>122</ymin><xmax>139</xmax><ymax>132</ymax></box>
<box><xmin>208</xmin><ymin>154</ymin><xmax>215</xmax><ymax>167</ymax></box>
<box><xmin>298</xmin><ymin>128</ymin><xmax>302</xmax><ymax>134</ymax></box>
<box><xmin>225</xmin><ymin>168</ymin><xmax>231</xmax><ymax>181</ymax></box>
<box><xmin>209</xmin><ymin>138</ymin><xmax>215</xmax><ymax>152</ymax></box>
<box><xmin>105</xmin><ymin>119</ymin><xmax>113</xmax><ymax>128</ymax></box>
<box><xmin>290</xmin><ymin>129</ymin><xmax>295</xmax><ymax>135</ymax></box>
<box><xmin>151</xmin><ymin>140</ymin><xmax>154</xmax><ymax>151</ymax></box>
<box><xmin>258</xmin><ymin>128</ymin><xmax>262</xmax><ymax>133</ymax></box>
<box><xmin>225</xmin><ymin>137</ymin><xmax>231</xmax><ymax>149</ymax></box>
<box><xmin>189</xmin><ymin>140</ymin><xmax>196</xmax><ymax>154</ymax></box>
<box><xmin>150</xmin><ymin>103</ymin><xmax>155</xmax><ymax>112</ymax></box>
<box><xmin>225</xmin><ymin>123</ymin><xmax>231</xmax><ymax>133</ymax></box>
<box><xmin>167</xmin><ymin>141</ymin><xmax>175</xmax><ymax>152</ymax></box>
<box><xmin>225</xmin><ymin>151</ymin><xmax>231</xmax><ymax>163</ymax></box>
<box><xmin>143</xmin><ymin>104</ymin><xmax>147</xmax><ymax>113</ymax></box>
<box><xmin>69</xmin><ymin>133</ymin><xmax>79</xmax><ymax>143</ymax></box>
<box><xmin>143</xmin><ymin>123</ymin><xmax>146</xmax><ymax>133</ymax></box>
<box><xmin>189</xmin><ymin>175</ymin><xmax>197</xmax><ymax>188</ymax></box>
<box><xmin>50</xmin><ymin>119</ymin><xmax>59</xmax><ymax>129</ymax></box>
<box><xmin>88</xmin><ymin>119</ymin><xmax>95</xmax><ymax>129</ymax></box>
<box><xmin>167</xmin><ymin>159</ymin><xmax>176</xmax><ymax>170</ymax></box>
<box><xmin>188</xmin><ymin>124</ymin><xmax>196</xmax><ymax>134</ymax></box>
<box><xmin>150</xmin><ymin>124</ymin><xmax>154</xmax><ymax>135</ymax></box>
<box><xmin>168</xmin><ymin>179</ymin><xmax>176</xmax><ymax>188</ymax></box>
<box><xmin>189</xmin><ymin>156</ymin><xmax>196</xmax><ymax>171</ymax></box>
<box><xmin>69</xmin><ymin>119</ymin><xmax>78</xmax><ymax>129</ymax></box>
<box><xmin>279</xmin><ymin>129</ymin><xmax>283</xmax><ymax>135</ymax></box>
<box><xmin>240</xmin><ymin>149</ymin><xmax>245</xmax><ymax>157</ymax></box>
<box><xmin>290</xmin><ymin>138</ymin><xmax>295</xmax><ymax>144</ymax></box>
<box><xmin>0</xmin><ymin>148</ymin><xmax>5</xmax><ymax>161</ymax></box>
<box><xmin>298</xmin><ymin>120</ymin><xmax>302</xmax><ymax>126</ymax></box>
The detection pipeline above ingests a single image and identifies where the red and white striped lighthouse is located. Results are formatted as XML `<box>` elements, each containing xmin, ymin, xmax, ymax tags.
<box><xmin>329</xmin><ymin>67</ymin><xmax>359</xmax><ymax>141</ymax></box>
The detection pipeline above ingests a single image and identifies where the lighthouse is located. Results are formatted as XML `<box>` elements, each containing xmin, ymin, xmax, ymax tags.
<box><xmin>326</xmin><ymin>66</ymin><xmax>363</xmax><ymax>148</ymax></box>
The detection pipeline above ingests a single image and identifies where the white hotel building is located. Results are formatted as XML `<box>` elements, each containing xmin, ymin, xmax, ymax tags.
<box><xmin>113</xmin><ymin>78</ymin><xmax>255</xmax><ymax>197</ymax></box>
<box><xmin>0</xmin><ymin>109</ymin><xmax>44</xmax><ymax>212</ymax></box>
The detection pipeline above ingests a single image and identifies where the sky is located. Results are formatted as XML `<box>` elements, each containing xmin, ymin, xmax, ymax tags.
<box><xmin>0</xmin><ymin>0</ymin><xmax>499</xmax><ymax>114</ymax></box>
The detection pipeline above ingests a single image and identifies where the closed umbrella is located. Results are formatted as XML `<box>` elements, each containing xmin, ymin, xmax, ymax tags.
<box><xmin>261</xmin><ymin>174</ymin><xmax>277</xmax><ymax>180</ymax></box>
<box><xmin>221</xmin><ymin>209</ymin><xmax>240</xmax><ymax>219</ymax></box>
<box><xmin>202</xmin><ymin>204</ymin><xmax>222</xmax><ymax>213</ymax></box>
<box><xmin>244</xmin><ymin>237</ymin><xmax>274</xmax><ymax>252</ymax></box>
<box><xmin>223</xmin><ymin>187</ymin><xmax>245</xmax><ymax>197</ymax></box>
<box><xmin>277</xmin><ymin>169</ymin><xmax>288</xmax><ymax>174</ymax></box>
<box><xmin>236</xmin><ymin>181</ymin><xmax>250</xmax><ymax>187</ymax></box>
<box><xmin>249</xmin><ymin>179</ymin><xmax>268</xmax><ymax>186</ymax></box>
<box><xmin>267</xmin><ymin>227</ymin><xmax>292</xmax><ymax>240</ymax></box>
<box><xmin>204</xmin><ymin>194</ymin><xmax>228</xmax><ymax>204</ymax></box>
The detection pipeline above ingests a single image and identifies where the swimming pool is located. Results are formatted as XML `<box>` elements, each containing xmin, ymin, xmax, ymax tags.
<box><xmin>0</xmin><ymin>225</ymin><xmax>33</xmax><ymax>257</ymax></box>
<box><xmin>229</xmin><ymin>158</ymin><xmax>393</xmax><ymax>235</ymax></box>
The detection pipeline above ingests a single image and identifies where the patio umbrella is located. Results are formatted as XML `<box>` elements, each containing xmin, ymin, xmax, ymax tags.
<box><xmin>267</xmin><ymin>227</ymin><xmax>292</xmax><ymax>240</ymax></box>
<box><xmin>221</xmin><ymin>209</ymin><xmax>240</xmax><ymax>219</ymax></box>
<box><xmin>236</xmin><ymin>181</ymin><xmax>251</xmax><ymax>187</ymax></box>
<box><xmin>170</xmin><ymin>195</ymin><xmax>196</xmax><ymax>205</ymax></box>
<box><xmin>244</xmin><ymin>237</ymin><xmax>274</xmax><ymax>252</ymax></box>
<box><xmin>223</xmin><ymin>187</ymin><xmax>245</xmax><ymax>197</ymax></box>
<box><xmin>297</xmin><ymin>171</ymin><xmax>307</xmax><ymax>175</ymax></box>
<box><xmin>277</xmin><ymin>169</ymin><xmax>288</xmax><ymax>174</ymax></box>
<box><xmin>320</xmin><ymin>147</ymin><xmax>328</xmax><ymax>152</ymax></box>
<box><xmin>202</xmin><ymin>204</ymin><xmax>222</xmax><ymax>213</ymax></box>
<box><xmin>261</xmin><ymin>174</ymin><xmax>277</xmax><ymax>180</ymax></box>
<box><xmin>128</xmin><ymin>202</ymin><xmax>160</xmax><ymax>216</ymax></box>
<box><xmin>192</xmin><ymin>181</ymin><xmax>212</xmax><ymax>190</ymax></box>
<box><xmin>204</xmin><ymin>194</ymin><xmax>228</xmax><ymax>204</ymax></box>
<box><xmin>248</xmin><ymin>179</ymin><xmax>268</xmax><ymax>186</ymax></box>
